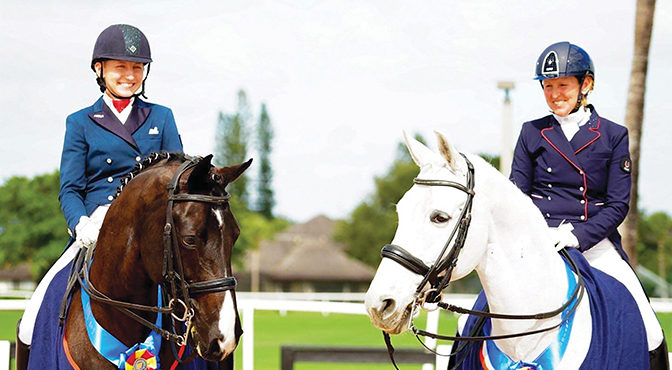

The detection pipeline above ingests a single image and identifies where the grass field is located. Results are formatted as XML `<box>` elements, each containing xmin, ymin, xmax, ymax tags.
<box><xmin>2</xmin><ymin>310</ymin><xmax>672</xmax><ymax>369</ymax></box>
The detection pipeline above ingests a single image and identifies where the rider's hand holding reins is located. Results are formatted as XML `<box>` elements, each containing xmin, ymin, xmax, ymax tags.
<box><xmin>75</xmin><ymin>215</ymin><xmax>100</xmax><ymax>248</ymax></box>
<box><xmin>552</xmin><ymin>222</ymin><xmax>580</xmax><ymax>251</ymax></box>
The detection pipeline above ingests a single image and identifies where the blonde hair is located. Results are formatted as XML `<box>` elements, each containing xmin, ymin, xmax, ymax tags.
<box><xmin>580</xmin><ymin>76</ymin><xmax>594</xmax><ymax>107</ymax></box>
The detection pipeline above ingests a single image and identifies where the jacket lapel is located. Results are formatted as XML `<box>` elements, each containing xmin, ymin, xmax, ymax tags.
<box><xmin>540</xmin><ymin>116</ymin><xmax>583</xmax><ymax>172</ymax></box>
<box><xmin>88</xmin><ymin>98</ymin><xmax>139</xmax><ymax>151</ymax></box>
<box><xmin>570</xmin><ymin>107</ymin><xmax>601</xmax><ymax>155</ymax></box>
<box><xmin>125</xmin><ymin>99</ymin><xmax>152</xmax><ymax>135</ymax></box>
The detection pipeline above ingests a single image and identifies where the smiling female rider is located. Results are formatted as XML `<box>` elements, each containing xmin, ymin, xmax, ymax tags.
<box><xmin>15</xmin><ymin>24</ymin><xmax>183</xmax><ymax>368</ymax></box>
<box><xmin>509</xmin><ymin>41</ymin><xmax>667</xmax><ymax>363</ymax></box>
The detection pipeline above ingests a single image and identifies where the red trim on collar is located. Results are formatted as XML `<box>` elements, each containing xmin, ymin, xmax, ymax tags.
<box><xmin>541</xmin><ymin>126</ymin><xmax>589</xmax><ymax>220</ymax></box>
<box><xmin>574</xmin><ymin>118</ymin><xmax>602</xmax><ymax>155</ymax></box>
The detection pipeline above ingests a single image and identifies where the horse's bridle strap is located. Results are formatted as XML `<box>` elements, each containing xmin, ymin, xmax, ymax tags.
<box><xmin>381</xmin><ymin>245</ymin><xmax>430</xmax><ymax>277</ymax></box>
<box><xmin>169</xmin><ymin>193</ymin><xmax>231</xmax><ymax>204</ymax></box>
<box><xmin>74</xmin><ymin>155</ymin><xmax>238</xmax><ymax>345</ymax></box>
<box><xmin>188</xmin><ymin>277</ymin><xmax>237</xmax><ymax>295</ymax></box>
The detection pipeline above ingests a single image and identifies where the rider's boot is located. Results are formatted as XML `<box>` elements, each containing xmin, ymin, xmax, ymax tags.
<box><xmin>649</xmin><ymin>335</ymin><xmax>669</xmax><ymax>370</ymax></box>
<box><xmin>16</xmin><ymin>320</ymin><xmax>31</xmax><ymax>370</ymax></box>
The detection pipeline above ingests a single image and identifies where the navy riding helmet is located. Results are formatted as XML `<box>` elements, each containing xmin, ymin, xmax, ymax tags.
<box><xmin>91</xmin><ymin>24</ymin><xmax>152</xmax><ymax>98</ymax></box>
<box><xmin>535</xmin><ymin>41</ymin><xmax>595</xmax><ymax>112</ymax></box>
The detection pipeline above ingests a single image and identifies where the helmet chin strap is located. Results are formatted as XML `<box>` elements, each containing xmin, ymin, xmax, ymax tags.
<box><xmin>570</xmin><ymin>73</ymin><xmax>590</xmax><ymax>114</ymax></box>
<box><xmin>96</xmin><ymin>63</ymin><xmax>151</xmax><ymax>100</ymax></box>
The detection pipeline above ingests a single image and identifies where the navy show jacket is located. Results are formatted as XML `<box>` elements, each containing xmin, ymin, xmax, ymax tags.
<box><xmin>510</xmin><ymin>106</ymin><xmax>631</xmax><ymax>259</ymax></box>
<box><xmin>58</xmin><ymin>97</ymin><xmax>183</xmax><ymax>232</ymax></box>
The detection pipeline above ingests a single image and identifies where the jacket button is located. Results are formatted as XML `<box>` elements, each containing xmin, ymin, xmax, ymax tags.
<box><xmin>136</xmin><ymin>156</ymin><xmax>142</xmax><ymax>162</ymax></box>
<box><xmin>547</xmin><ymin>184</ymin><xmax>552</xmax><ymax>188</ymax></box>
<box><xmin>547</xmin><ymin>167</ymin><xmax>552</xmax><ymax>173</ymax></box>
<box><xmin>106</xmin><ymin>158</ymin><xmax>112</xmax><ymax>164</ymax></box>
<box><xmin>580</xmin><ymin>200</ymin><xmax>585</xmax><ymax>204</ymax></box>
<box><xmin>107</xmin><ymin>177</ymin><xmax>114</xmax><ymax>183</ymax></box>
<box><xmin>579</xmin><ymin>186</ymin><xmax>584</xmax><ymax>191</ymax></box>
<box><xmin>580</xmin><ymin>215</ymin><xmax>585</xmax><ymax>220</ymax></box>
<box><xmin>107</xmin><ymin>195</ymin><xmax>114</xmax><ymax>201</ymax></box>
<box><xmin>547</xmin><ymin>196</ymin><xmax>551</xmax><ymax>200</ymax></box>
<box><xmin>545</xmin><ymin>213</ymin><xmax>550</xmax><ymax>218</ymax></box>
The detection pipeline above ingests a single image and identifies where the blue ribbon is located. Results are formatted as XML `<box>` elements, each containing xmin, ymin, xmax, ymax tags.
<box><xmin>481</xmin><ymin>262</ymin><xmax>578</xmax><ymax>370</ymax></box>
<box><xmin>80</xmin><ymin>282</ymin><xmax>163</xmax><ymax>369</ymax></box>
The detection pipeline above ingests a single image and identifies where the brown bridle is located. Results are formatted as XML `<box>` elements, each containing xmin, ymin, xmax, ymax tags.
<box><xmin>68</xmin><ymin>156</ymin><xmax>238</xmax><ymax>346</ymax></box>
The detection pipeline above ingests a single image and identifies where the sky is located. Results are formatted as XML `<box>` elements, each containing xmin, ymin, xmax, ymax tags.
<box><xmin>1</xmin><ymin>0</ymin><xmax>671</xmax><ymax>223</ymax></box>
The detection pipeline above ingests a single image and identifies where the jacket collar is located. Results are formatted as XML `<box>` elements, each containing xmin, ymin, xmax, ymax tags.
<box><xmin>540</xmin><ymin>115</ymin><xmax>583</xmax><ymax>173</ymax></box>
<box><xmin>569</xmin><ymin>105</ymin><xmax>601</xmax><ymax>155</ymax></box>
<box><xmin>125</xmin><ymin>99</ymin><xmax>152</xmax><ymax>135</ymax></box>
<box><xmin>88</xmin><ymin>97</ymin><xmax>152</xmax><ymax>151</ymax></box>
<box><xmin>540</xmin><ymin>106</ymin><xmax>602</xmax><ymax>172</ymax></box>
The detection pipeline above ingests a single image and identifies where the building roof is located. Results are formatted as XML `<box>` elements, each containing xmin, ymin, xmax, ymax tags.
<box><xmin>0</xmin><ymin>263</ymin><xmax>32</xmax><ymax>280</ymax></box>
<box><xmin>250</xmin><ymin>215</ymin><xmax>374</xmax><ymax>282</ymax></box>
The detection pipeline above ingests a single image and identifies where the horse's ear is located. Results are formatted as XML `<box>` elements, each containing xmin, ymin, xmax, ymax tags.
<box><xmin>434</xmin><ymin>130</ymin><xmax>464</xmax><ymax>173</ymax></box>
<box><xmin>212</xmin><ymin>159</ymin><xmax>253</xmax><ymax>187</ymax></box>
<box><xmin>403</xmin><ymin>131</ymin><xmax>444</xmax><ymax>167</ymax></box>
<box><xmin>187</xmin><ymin>154</ymin><xmax>214</xmax><ymax>192</ymax></box>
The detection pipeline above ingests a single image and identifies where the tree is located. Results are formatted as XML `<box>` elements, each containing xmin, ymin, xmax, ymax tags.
<box><xmin>333</xmin><ymin>135</ymin><xmax>424</xmax><ymax>266</ymax></box>
<box><xmin>215</xmin><ymin>89</ymin><xmax>251</xmax><ymax>206</ymax></box>
<box><xmin>637</xmin><ymin>212</ymin><xmax>672</xmax><ymax>275</ymax></box>
<box><xmin>622</xmin><ymin>0</ymin><xmax>657</xmax><ymax>266</ymax></box>
<box><xmin>0</xmin><ymin>171</ymin><xmax>68</xmax><ymax>281</ymax></box>
<box><xmin>255</xmin><ymin>103</ymin><xmax>275</xmax><ymax>218</ymax></box>
<box><xmin>334</xmin><ymin>136</ymin><xmax>503</xmax><ymax>268</ymax></box>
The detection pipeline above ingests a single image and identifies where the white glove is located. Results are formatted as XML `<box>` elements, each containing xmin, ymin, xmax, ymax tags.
<box><xmin>74</xmin><ymin>216</ymin><xmax>101</xmax><ymax>247</ymax></box>
<box><xmin>552</xmin><ymin>223</ymin><xmax>580</xmax><ymax>251</ymax></box>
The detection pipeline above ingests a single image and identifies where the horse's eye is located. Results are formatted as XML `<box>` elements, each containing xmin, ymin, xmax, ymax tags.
<box><xmin>430</xmin><ymin>211</ymin><xmax>451</xmax><ymax>224</ymax></box>
<box><xmin>182</xmin><ymin>235</ymin><xmax>198</xmax><ymax>249</ymax></box>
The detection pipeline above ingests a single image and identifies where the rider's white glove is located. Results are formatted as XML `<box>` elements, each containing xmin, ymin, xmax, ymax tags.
<box><xmin>74</xmin><ymin>215</ymin><xmax>101</xmax><ymax>248</ymax></box>
<box><xmin>552</xmin><ymin>223</ymin><xmax>580</xmax><ymax>251</ymax></box>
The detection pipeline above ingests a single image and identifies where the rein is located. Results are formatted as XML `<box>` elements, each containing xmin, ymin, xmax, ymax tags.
<box><xmin>70</xmin><ymin>156</ymin><xmax>238</xmax><ymax>349</ymax></box>
<box><xmin>379</xmin><ymin>153</ymin><xmax>586</xmax><ymax>369</ymax></box>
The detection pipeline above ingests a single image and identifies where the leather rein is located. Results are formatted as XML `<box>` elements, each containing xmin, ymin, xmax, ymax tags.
<box><xmin>379</xmin><ymin>154</ymin><xmax>585</xmax><ymax>369</ymax></box>
<box><xmin>72</xmin><ymin>156</ymin><xmax>238</xmax><ymax>346</ymax></box>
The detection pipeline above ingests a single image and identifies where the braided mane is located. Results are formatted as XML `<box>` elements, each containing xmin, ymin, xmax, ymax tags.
<box><xmin>114</xmin><ymin>151</ymin><xmax>189</xmax><ymax>199</ymax></box>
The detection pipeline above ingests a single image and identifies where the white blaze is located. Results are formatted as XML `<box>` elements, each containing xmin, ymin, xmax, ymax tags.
<box><xmin>218</xmin><ymin>290</ymin><xmax>238</xmax><ymax>354</ymax></box>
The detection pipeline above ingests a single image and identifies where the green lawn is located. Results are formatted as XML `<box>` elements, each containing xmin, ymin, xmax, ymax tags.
<box><xmin>233</xmin><ymin>310</ymin><xmax>453</xmax><ymax>370</ymax></box>
<box><xmin>2</xmin><ymin>310</ymin><xmax>672</xmax><ymax>369</ymax></box>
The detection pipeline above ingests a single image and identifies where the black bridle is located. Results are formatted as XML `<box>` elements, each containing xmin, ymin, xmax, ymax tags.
<box><xmin>70</xmin><ymin>156</ymin><xmax>238</xmax><ymax>346</ymax></box>
<box><xmin>379</xmin><ymin>153</ymin><xmax>585</xmax><ymax>369</ymax></box>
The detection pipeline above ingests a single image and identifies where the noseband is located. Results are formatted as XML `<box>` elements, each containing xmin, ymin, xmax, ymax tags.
<box><xmin>379</xmin><ymin>153</ymin><xmax>585</xmax><ymax>369</ymax></box>
<box><xmin>382</xmin><ymin>153</ymin><xmax>476</xmax><ymax>306</ymax></box>
<box><xmin>70</xmin><ymin>156</ymin><xmax>237</xmax><ymax>346</ymax></box>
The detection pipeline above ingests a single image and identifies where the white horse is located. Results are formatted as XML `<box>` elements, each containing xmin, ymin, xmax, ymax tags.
<box><xmin>365</xmin><ymin>132</ymin><xmax>650</xmax><ymax>369</ymax></box>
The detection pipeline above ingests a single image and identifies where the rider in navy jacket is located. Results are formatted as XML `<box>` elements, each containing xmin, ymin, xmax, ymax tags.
<box><xmin>17</xmin><ymin>24</ymin><xmax>184</xmax><ymax>369</ymax></box>
<box><xmin>508</xmin><ymin>41</ymin><xmax>665</xmax><ymax>360</ymax></box>
<box><xmin>510</xmin><ymin>105</ymin><xmax>631</xmax><ymax>260</ymax></box>
<box><xmin>59</xmin><ymin>96</ymin><xmax>182</xmax><ymax>232</ymax></box>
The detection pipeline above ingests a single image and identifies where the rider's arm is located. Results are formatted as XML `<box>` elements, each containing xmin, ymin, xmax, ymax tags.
<box><xmin>160</xmin><ymin>108</ymin><xmax>183</xmax><ymax>152</ymax></box>
<box><xmin>573</xmin><ymin>127</ymin><xmax>631</xmax><ymax>251</ymax></box>
<box><xmin>509</xmin><ymin>123</ymin><xmax>534</xmax><ymax>194</ymax></box>
<box><xmin>59</xmin><ymin>114</ymin><xmax>88</xmax><ymax>233</ymax></box>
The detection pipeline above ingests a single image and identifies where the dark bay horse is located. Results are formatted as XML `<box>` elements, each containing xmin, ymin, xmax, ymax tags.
<box><xmin>59</xmin><ymin>153</ymin><xmax>248</xmax><ymax>369</ymax></box>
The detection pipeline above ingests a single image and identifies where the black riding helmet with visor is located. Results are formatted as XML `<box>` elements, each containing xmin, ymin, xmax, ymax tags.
<box><xmin>534</xmin><ymin>41</ymin><xmax>595</xmax><ymax>114</ymax></box>
<box><xmin>91</xmin><ymin>24</ymin><xmax>152</xmax><ymax>99</ymax></box>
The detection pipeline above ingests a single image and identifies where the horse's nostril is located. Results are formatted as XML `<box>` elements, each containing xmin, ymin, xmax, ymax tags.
<box><xmin>208</xmin><ymin>336</ymin><xmax>225</xmax><ymax>356</ymax></box>
<box><xmin>381</xmin><ymin>298</ymin><xmax>396</xmax><ymax>314</ymax></box>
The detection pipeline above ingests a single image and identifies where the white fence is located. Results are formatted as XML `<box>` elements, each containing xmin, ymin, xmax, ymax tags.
<box><xmin>3</xmin><ymin>293</ymin><xmax>672</xmax><ymax>369</ymax></box>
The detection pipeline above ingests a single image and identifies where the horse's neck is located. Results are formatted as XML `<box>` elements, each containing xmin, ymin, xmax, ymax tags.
<box><xmin>474</xmin><ymin>161</ymin><xmax>569</xmax><ymax>360</ymax></box>
<box><xmin>88</xmin><ymin>203</ymin><xmax>159</xmax><ymax>344</ymax></box>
